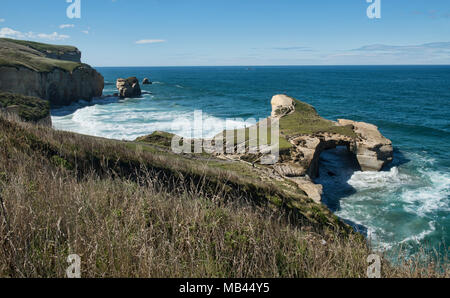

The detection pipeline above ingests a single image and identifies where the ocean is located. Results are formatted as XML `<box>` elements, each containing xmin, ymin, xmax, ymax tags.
<box><xmin>52</xmin><ymin>66</ymin><xmax>450</xmax><ymax>259</ymax></box>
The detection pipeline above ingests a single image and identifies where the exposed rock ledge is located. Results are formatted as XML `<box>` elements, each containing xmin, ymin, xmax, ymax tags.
<box><xmin>271</xmin><ymin>95</ymin><xmax>392</xmax><ymax>176</ymax></box>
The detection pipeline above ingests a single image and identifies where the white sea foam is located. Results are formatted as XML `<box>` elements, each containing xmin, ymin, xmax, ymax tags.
<box><xmin>318</xmin><ymin>148</ymin><xmax>449</xmax><ymax>252</ymax></box>
<box><xmin>52</xmin><ymin>101</ymin><xmax>252</xmax><ymax>141</ymax></box>
<box><xmin>401</xmin><ymin>170</ymin><xmax>450</xmax><ymax>217</ymax></box>
<box><xmin>348</xmin><ymin>167</ymin><xmax>410</xmax><ymax>190</ymax></box>
<box><xmin>399</xmin><ymin>221</ymin><xmax>436</xmax><ymax>244</ymax></box>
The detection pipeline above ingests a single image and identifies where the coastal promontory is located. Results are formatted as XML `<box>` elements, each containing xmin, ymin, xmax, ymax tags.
<box><xmin>0</xmin><ymin>38</ymin><xmax>104</xmax><ymax>106</ymax></box>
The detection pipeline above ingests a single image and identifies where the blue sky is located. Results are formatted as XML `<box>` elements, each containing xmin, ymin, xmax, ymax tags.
<box><xmin>1</xmin><ymin>0</ymin><xmax>449</xmax><ymax>66</ymax></box>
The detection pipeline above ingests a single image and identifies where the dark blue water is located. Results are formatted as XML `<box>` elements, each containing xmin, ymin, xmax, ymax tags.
<box><xmin>52</xmin><ymin>66</ymin><xmax>450</xmax><ymax>258</ymax></box>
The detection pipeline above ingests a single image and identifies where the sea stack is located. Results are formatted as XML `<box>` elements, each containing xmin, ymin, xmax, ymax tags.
<box><xmin>142</xmin><ymin>77</ymin><xmax>152</xmax><ymax>85</ymax></box>
<box><xmin>116</xmin><ymin>77</ymin><xmax>142</xmax><ymax>98</ymax></box>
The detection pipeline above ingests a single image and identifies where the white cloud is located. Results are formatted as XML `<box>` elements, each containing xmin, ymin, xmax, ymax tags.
<box><xmin>0</xmin><ymin>27</ymin><xmax>24</xmax><ymax>38</ymax></box>
<box><xmin>36</xmin><ymin>32</ymin><xmax>70</xmax><ymax>41</ymax></box>
<box><xmin>321</xmin><ymin>42</ymin><xmax>450</xmax><ymax>65</ymax></box>
<box><xmin>81</xmin><ymin>30</ymin><xmax>89</xmax><ymax>34</ymax></box>
<box><xmin>59</xmin><ymin>24</ymin><xmax>75</xmax><ymax>29</ymax></box>
<box><xmin>351</xmin><ymin>42</ymin><xmax>450</xmax><ymax>52</ymax></box>
<box><xmin>0</xmin><ymin>18</ymin><xmax>5</xmax><ymax>23</ymax></box>
<box><xmin>135</xmin><ymin>39</ymin><xmax>166</xmax><ymax>44</ymax></box>
<box><xmin>0</xmin><ymin>27</ymin><xmax>70</xmax><ymax>41</ymax></box>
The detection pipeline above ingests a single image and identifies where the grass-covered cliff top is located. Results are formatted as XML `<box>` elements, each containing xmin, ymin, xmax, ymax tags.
<box><xmin>0</xmin><ymin>38</ymin><xmax>79</xmax><ymax>54</ymax></box>
<box><xmin>0</xmin><ymin>92</ymin><xmax>50</xmax><ymax>122</ymax></box>
<box><xmin>0</xmin><ymin>38</ymin><xmax>81</xmax><ymax>72</ymax></box>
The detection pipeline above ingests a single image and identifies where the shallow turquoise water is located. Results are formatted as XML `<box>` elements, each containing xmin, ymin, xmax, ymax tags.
<box><xmin>52</xmin><ymin>66</ymin><xmax>450</xmax><ymax>258</ymax></box>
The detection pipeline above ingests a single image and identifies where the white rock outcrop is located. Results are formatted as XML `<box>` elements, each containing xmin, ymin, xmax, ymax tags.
<box><xmin>271</xmin><ymin>94</ymin><xmax>295</xmax><ymax>118</ymax></box>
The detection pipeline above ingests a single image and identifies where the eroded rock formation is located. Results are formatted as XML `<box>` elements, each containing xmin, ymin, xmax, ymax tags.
<box><xmin>268</xmin><ymin>94</ymin><xmax>393</xmax><ymax>176</ymax></box>
<box><xmin>271</xmin><ymin>94</ymin><xmax>295</xmax><ymax>118</ymax></box>
<box><xmin>116</xmin><ymin>77</ymin><xmax>142</xmax><ymax>98</ymax></box>
<box><xmin>337</xmin><ymin>119</ymin><xmax>393</xmax><ymax>171</ymax></box>
<box><xmin>214</xmin><ymin>94</ymin><xmax>394</xmax><ymax>203</ymax></box>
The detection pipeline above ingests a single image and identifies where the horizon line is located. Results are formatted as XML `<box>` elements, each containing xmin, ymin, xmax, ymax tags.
<box><xmin>93</xmin><ymin>64</ymin><xmax>450</xmax><ymax>68</ymax></box>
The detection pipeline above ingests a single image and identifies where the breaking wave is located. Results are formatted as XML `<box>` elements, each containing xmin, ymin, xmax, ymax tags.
<box><xmin>317</xmin><ymin>147</ymin><xmax>450</xmax><ymax>253</ymax></box>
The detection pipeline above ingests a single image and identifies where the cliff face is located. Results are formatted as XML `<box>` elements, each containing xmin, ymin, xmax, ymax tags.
<box><xmin>39</xmin><ymin>47</ymin><xmax>81</xmax><ymax>62</ymax></box>
<box><xmin>0</xmin><ymin>38</ymin><xmax>104</xmax><ymax>106</ymax></box>
<box><xmin>0</xmin><ymin>65</ymin><xmax>104</xmax><ymax>106</ymax></box>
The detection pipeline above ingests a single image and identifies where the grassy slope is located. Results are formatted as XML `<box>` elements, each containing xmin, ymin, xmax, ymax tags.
<box><xmin>0</xmin><ymin>115</ymin><xmax>347</xmax><ymax>230</ymax></box>
<box><xmin>0</xmin><ymin>115</ymin><xmax>447</xmax><ymax>277</ymax></box>
<box><xmin>0</xmin><ymin>38</ymin><xmax>81</xmax><ymax>72</ymax></box>
<box><xmin>0</xmin><ymin>92</ymin><xmax>50</xmax><ymax>122</ymax></box>
<box><xmin>0</xmin><ymin>38</ymin><xmax>78</xmax><ymax>53</ymax></box>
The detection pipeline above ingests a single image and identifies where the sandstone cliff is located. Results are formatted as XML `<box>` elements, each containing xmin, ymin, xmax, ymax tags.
<box><xmin>0</xmin><ymin>38</ymin><xmax>104</xmax><ymax>106</ymax></box>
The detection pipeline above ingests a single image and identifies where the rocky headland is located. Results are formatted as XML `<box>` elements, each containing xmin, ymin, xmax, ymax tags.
<box><xmin>225</xmin><ymin>94</ymin><xmax>393</xmax><ymax>203</ymax></box>
<box><xmin>0</xmin><ymin>38</ymin><xmax>104</xmax><ymax>106</ymax></box>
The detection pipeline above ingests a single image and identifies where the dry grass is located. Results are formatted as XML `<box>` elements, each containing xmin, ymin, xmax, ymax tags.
<box><xmin>0</xmin><ymin>114</ymin><xmax>448</xmax><ymax>278</ymax></box>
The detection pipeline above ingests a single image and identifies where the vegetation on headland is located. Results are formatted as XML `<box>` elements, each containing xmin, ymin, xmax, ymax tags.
<box><xmin>0</xmin><ymin>38</ymin><xmax>78</xmax><ymax>54</ymax></box>
<box><xmin>0</xmin><ymin>113</ymin><xmax>448</xmax><ymax>277</ymax></box>
<box><xmin>135</xmin><ymin>131</ymin><xmax>176</xmax><ymax>148</ymax></box>
<box><xmin>0</xmin><ymin>92</ymin><xmax>50</xmax><ymax>122</ymax></box>
<box><xmin>279</xmin><ymin>98</ymin><xmax>356</xmax><ymax>138</ymax></box>
<box><xmin>0</xmin><ymin>38</ymin><xmax>81</xmax><ymax>72</ymax></box>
